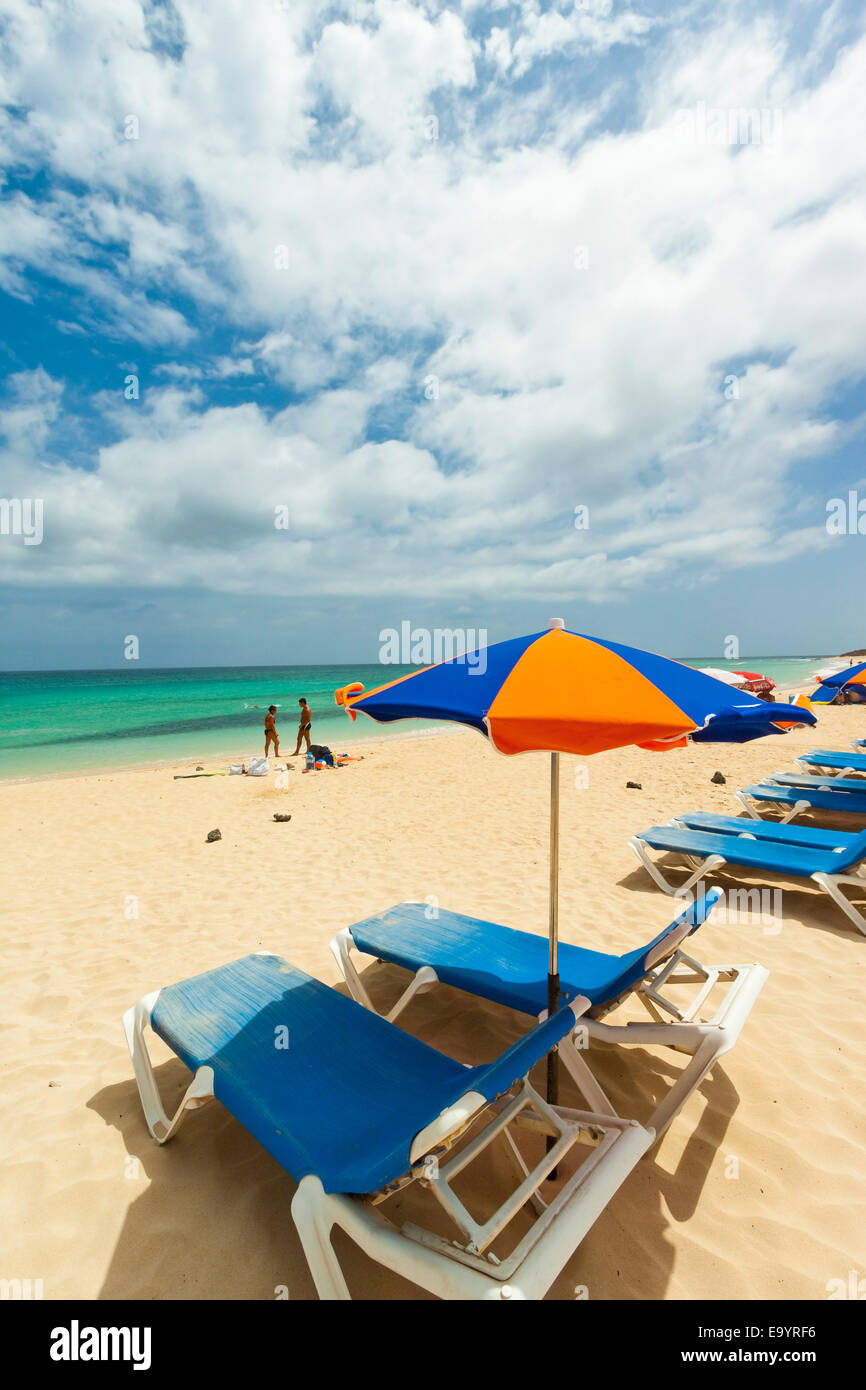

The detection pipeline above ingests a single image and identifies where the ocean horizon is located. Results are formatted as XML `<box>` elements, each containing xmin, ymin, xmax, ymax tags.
<box><xmin>0</xmin><ymin>654</ymin><xmax>841</xmax><ymax>781</ymax></box>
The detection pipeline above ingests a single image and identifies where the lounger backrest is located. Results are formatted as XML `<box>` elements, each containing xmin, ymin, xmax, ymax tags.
<box><xmin>643</xmin><ymin>887</ymin><xmax>723</xmax><ymax>971</ymax></box>
<box><xmin>468</xmin><ymin>1000</ymin><xmax>583</xmax><ymax>1104</ymax></box>
<box><xmin>821</xmin><ymin>828</ymin><xmax>866</xmax><ymax>872</ymax></box>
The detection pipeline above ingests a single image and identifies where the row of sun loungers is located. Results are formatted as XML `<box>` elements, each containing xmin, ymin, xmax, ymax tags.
<box><xmin>631</xmin><ymin>745</ymin><xmax>866</xmax><ymax>935</ymax></box>
<box><xmin>122</xmin><ymin>744</ymin><xmax>864</xmax><ymax>1299</ymax></box>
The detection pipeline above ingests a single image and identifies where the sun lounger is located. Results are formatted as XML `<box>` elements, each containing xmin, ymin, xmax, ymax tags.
<box><xmin>736</xmin><ymin>781</ymin><xmax>866</xmax><ymax>823</ymax></box>
<box><xmin>330</xmin><ymin>892</ymin><xmax>767</xmax><ymax>1141</ymax></box>
<box><xmin>763</xmin><ymin>772</ymin><xmax>866</xmax><ymax>793</ymax></box>
<box><xmin>669</xmin><ymin>810</ymin><xmax>856</xmax><ymax>850</ymax></box>
<box><xmin>123</xmin><ymin>953</ymin><xmax>653</xmax><ymax>1300</ymax></box>
<box><xmin>630</xmin><ymin>824</ymin><xmax>866</xmax><ymax>935</ymax></box>
<box><xmin>795</xmin><ymin>749</ymin><xmax>866</xmax><ymax>777</ymax></box>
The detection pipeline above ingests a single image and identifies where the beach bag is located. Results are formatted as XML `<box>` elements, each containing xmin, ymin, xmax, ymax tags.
<box><xmin>246</xmin><ymin>756</ymin><xmax>270</xmax><ymax>776</ymax></box>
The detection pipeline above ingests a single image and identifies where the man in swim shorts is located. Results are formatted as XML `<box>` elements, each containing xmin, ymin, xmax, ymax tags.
<box><xmin>293</xmin><ymin>698</ymin><xmax>312</xmax><ymax>755</ymax></box>
<box><xmin>264</xmin><ymin>705</ymin><xmax>279</xmax><ymax>757</ymax></box>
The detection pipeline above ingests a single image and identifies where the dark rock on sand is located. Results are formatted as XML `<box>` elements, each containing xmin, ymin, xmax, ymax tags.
<box><xmin>274</xmin><ymin>813</ymin><xmax>292</xmax><ymax>822</ymax></box>
<box><xmin>206</xmin><ymin>828</ymin><xmax>222</xmax><ymax>842</ymax></box>
<box><xmin>626</xmin><ymin>781</ymin><xmax>642</xmax><ymax>789</ymax></box>
<box><xmin>711</xmin><ymin>771</ymin><xmax>726</xmax><ymax>784</ymax></box>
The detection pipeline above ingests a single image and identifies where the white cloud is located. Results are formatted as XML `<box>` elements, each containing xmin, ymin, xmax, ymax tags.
<box><xmin>0</xmin><ymin>0</ymin><xmax>864</xmax><ymax>615</ymax></box>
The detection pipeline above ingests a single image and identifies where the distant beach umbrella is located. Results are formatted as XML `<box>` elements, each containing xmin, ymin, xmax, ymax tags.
<box><xmin>336</xmin><ymin>622</ymin><xmax>816</xmax><ymax>1110</ymax></box>
<box><xmin>811</xmin><ymin>660</ymin><xmax>866</xmax><ymax>704</ymax></box>
<box><xmin>692</xmin><ymin>667</ymin><xmax>775</xmax><ymax>695</ymax></box>
<box><xmin>692</xmin><ymin>667</ymin><xmax>743</xmax><ymax>687</ymax></box>
<box><xmin>733</xmin><ymin>670</ymin><xmax>775</xmax><ymax>695</ymax></box>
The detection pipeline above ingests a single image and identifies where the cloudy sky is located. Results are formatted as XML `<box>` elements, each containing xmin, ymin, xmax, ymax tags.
<box><xmin>1</xmin><ymin>0</ymin><xmax>865</xmax><ymax>670</ymax></box>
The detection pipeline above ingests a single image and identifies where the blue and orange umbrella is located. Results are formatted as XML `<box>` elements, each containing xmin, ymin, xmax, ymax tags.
<box><xmin>337</xmin><ymin>623</ymin><xmax>814</xmax><ymax>753</ymax></box>
<box><xmin>336</xmin><ymin>621</ymin><xmax>816</xmax><ymax>1106</ymax></box>
<box><xmin>811</xmin><ymin>661</ymin><xmax>866</xmax><ymax>704</ymax></box>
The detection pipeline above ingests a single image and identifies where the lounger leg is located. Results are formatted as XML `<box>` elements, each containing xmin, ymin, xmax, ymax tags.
<box><xmin>381</xmin><ymin>967</ymin><xmax>440</xmax><ymax>1024</ymax></box>
<box><xmin>647</xmin><ymin>1032</ymin><xmax>728</xmax><ymax>1139</ymax></box>
<box><xmin>582</xmin><ymin>961</ymin><xmax>769</xmax><ymax>1140</ymax></box>
<box><xmin>811</xmin><ymin>873</ymin><xmax>866</xmax><ymax>936</ymax></box>
<box><xmin>122</xmin><ymin>994</ymin><xmax>214</xmax><ymax>1143</ymax></box>
<box><xmin>292</xmin><ymin>1177</ymin><xmax>529</xmax><ymax>1300</ymax></box>
<box><xmin>733</xmin><ymin>790</ymin><xmax>806</xmax><ymax>825</ymax></box>
<box><xmin>330</xmin><ymin>929</ymin><xmax>439</xmax><ymax>1022</ymax></box>
<box><xmin>628</xmin><ymin>838</ymin><xmax>727</xmax><ymax>896</ymax></box>
<box><xmin>291</xmin><ymin>1177</ymin><xmax>352</xmax><ymax>1300</ymax></box>
<box><xmin>557</xmin><ymin>1032</ymin><xmax>617</xmax><ymax>1116</ymax></box>
<box><xmin>329</xmin><ymin>929</ymin><xmax>375</xmax><ymax>1011</ymax></box>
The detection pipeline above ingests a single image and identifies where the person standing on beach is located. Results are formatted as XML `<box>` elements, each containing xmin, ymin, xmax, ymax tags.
<box><xmin>292</xmin><ymin>698</ymin><xmax>312</xmax><ymax>756</ymax></box>
<box><xmin>264</xmin><ymin>706</ymin><xmax>279</xmax><ymax>757</ymax></box>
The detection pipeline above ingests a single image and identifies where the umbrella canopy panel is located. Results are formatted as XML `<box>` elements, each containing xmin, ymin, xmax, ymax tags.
<box><xmin>338</xmin><ymin>627</ymin><xmax>815</xmax><ymax>753</ymax></box>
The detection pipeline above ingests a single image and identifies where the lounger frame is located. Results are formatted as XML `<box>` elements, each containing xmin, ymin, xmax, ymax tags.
<box><xmin>123</xmin><ymin>978</ymin><xmax>652</xmax><ymax>1300</ymax></box>
<box><xmin>736</xmin><ymin>790</ymin><xmax>812</xmax><ymax>824</ymax></box>
<box><xmin>795</xmin><ymin>754</ymin><xmax>866</xmax><ymax>778</ymax></box>
<box><xmin>331</xmin><ymin>908</ymin><xmax>767</xmax><ymax>1142</ymax></box>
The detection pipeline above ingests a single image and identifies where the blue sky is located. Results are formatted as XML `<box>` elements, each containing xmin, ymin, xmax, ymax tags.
<box><xmin>1</xmin><ymin>0</ymin><xmax>865</xmax><ymax>670</ymax></box>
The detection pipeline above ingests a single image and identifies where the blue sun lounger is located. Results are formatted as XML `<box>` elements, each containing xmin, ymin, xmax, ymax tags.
<box><xmin>124</xmin><ymin>953</ymin><xmax>652</xmax><ymax>1300</ymax></box>
<box><xmin>736</xmin><ymin>780</ymin><xmax>866</xmax><ymax>823</ymax></box>
<box><xmin>670</xmin><ymin>811</ymin><xmax>857</xmax><ymax>850</ymax></box>
<box><xmin>796</xmin><ymin>749</ymin><xmax>866</xmax><ymax>776</ymax></box>
<box><xmin>767</xmin><ymin>772</ymin><xmax>866</xmax><ymax>795</ymax></box>
<box><xmin>330</xmin><ymin>892</ymin><xmax>768</xmax><ymax>1141</ymax></box>
<box><xmin>630</xmin><ymin>824</ymin><xmax>866</xmax><ymax>935</ymax></box>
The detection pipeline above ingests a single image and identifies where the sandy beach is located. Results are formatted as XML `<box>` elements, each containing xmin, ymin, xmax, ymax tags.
<box><xmin>2</xmin><ymin>704</ymin><xmax>865</xmax><ymax>1301</ymax></box>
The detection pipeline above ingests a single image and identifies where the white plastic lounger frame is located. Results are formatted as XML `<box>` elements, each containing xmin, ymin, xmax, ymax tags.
<box><xmin>122</xmin><ymin>992</ymin><xmax>216</xmax><ymax>1141</ymax></box>
<box><xmin>629</xmin><ymin>835</ymin><xmax>866</xmax><ymax>937</ymax></box>
<box><xmin>735</xmin><ymin>787</ymin><xmax>812</xmax><ymax>825</ymax></box>
<box><xmin>123</xmin><ymin>988</ymin><xmax>652</xmax><ymax>1300</ymax></box>
<box><xmin>330</xmin><ymin>908</ymin><xmax>768</xmax><ymax>1142</ymax></box>
<box><xmin>796</xmin><ymin>756</ymin><xmax>861</xmax><ymax>778</ymax></box>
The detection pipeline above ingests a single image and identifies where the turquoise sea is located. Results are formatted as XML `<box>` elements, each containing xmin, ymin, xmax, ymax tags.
<box><xmin>0</xmin><ymin>656</ymin><xmax>838</xmax><ymax>781</ymax></box>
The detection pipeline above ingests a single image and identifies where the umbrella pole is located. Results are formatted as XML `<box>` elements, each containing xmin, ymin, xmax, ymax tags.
<box><xmin>546</xmin><ymin>750</ymin><xmax>560</xmax><ymax>1166</ymax></box>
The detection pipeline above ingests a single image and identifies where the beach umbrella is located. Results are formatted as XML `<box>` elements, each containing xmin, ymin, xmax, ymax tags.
<box><xmin>733</xmin><ymin>670</ymin><xmax>775</xmax><ymax>695</ymax></box>
<box><xmin>692</xmin><ymin>667</ymin><xmax>745</xmax><ymax>687</ymax></box>
<box><xmin>335</xmin><ymin>621</ymin><xmax>816</xmax><ymax>1108</ymax></box>
<box><xmin>691</xmin><ymin>667</ymin><xmax>775</xmax><ymax>696</ymax></box>
<box><xmin>811</xmin><ymin>660</ymin><xmax>866</xmax><ymax>704</ymax></box>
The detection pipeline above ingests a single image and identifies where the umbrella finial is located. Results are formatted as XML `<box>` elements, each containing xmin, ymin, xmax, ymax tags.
<box><xmin>549</xmin><ymin>617</ymin><xmax>565</xmax><ymax>630</ymax></box>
